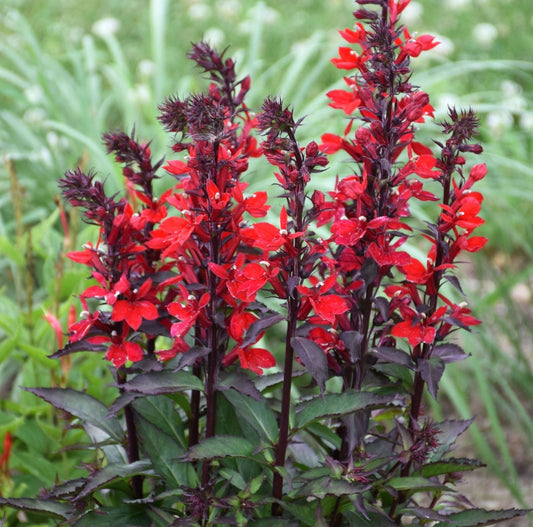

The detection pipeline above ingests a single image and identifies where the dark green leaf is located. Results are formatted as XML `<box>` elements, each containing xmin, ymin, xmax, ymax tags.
<box><xmin>295</xmin><ymin>391</ymin><xmax>393</xmax><ymax>429</ymax></box>
<box><xmin>133</xmin><ymin>396</ymin><xmax>187</xmax><ymax>448</ymax></box>
<box><xmin>73</xmin><ymin>505</ymin><xmax>155</xmax><ymax>526</ymax></box>
<box><xmin>433</xmin><ymin>508</ymin><xmax>531</xmax><ymax>527</ymax></box>
<box><xmin>120</xmin><ymin>370</ymin><xmax>204</xmax><ymax>395</ymax></box>
<box><xmin>421</xmin><ymin>458</ymin><xmax>484</xmax><ymax>478</ymax></box>
<box><xmin>249</xmin><ymin>519</ymin><xmax>298</xmax><ymax>527</ymax></box>
<box><xmin>279</xmin><ymin>501</ymin><xmax>317</xmax><ymax>526</ymax></box>
<box><xmin>343</xmin><ymin>509</ymin><xmax>398</xmax><ymax>526</ymax></box>
<box><xmin>0</xmin><ymin>498</ymin><xmax>71</xmax><ymax>520</ymax></box>
<box><xmin>184</xmin><ymin>435</ymin><xmax>254</xmax><ymax>461</ymax></box>
<box><xmin>77</xmin><ymin>460</ymin><xmax>153</xmax><ymax>499</ymax></box>
<box><xmin>296</xmin><ymin>476</ymin><xmax>369</xmax><ymax>499</ymax></box>
<box><xmin>401</xmin><ymin>507</ymin><xmax>451</xmax><ymax>522</ymax></box>
<box><xmin>24</xmin><ymin>388</ymin><xmax>124</xmax><ymax>442</ymax></box>
<box><xmin>135</xmin><ymin>414</ymin><xmax>191</xmax><ymax>489</ymax></box>
<box><xmin>222</xmin><ymin>389</ymin><xmax>278</xmax><ymax>444</ymax></box>
<box><xmin>291</xmin><ymin>337</ymin><xmax>328</xmax><ymax>394</ymax></box>
<box><xmin>386</xmin><ymin>476</ymin><xmax>448</xmax><ymax>492</ymax></box>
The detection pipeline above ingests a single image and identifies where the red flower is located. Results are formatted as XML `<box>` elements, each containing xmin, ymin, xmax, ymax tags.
<box><xmin>111</xmin><ymin>277</ymin><xmax>159</xmax><ymax>331</ymax></box>
<box><xmin>107</xmin><ymin>340</ymin><xmax>144</xmax><ymax>368</ymax></box>
<box><xmin>250</xmin><ymin>207</ymin><xmax>304</xmax><ymax>254</ymax></box>
<box><xmin>0</xmin><ymin>431</ymin><xmax>12</xmax><ymax>476</ymax></box>
<box><xmin>331</xmin><ymin>46</ymin><xmax>364</xmax><ymax>70</ymax></box>
<box><xmin>231</xmin><ymin>183</ymin><xmax>270</xmax><ymax>218</ymax></box>
<box><xmin>168</xmin><ymin>285</ymin><xmax>210</xmax><ymax>338</ymax></box>
<box><xmin>297</xmin><ymin>275</ymin><xmax>349</xmax><ymax>325</ymax></box>
<box><xmin>157</xmin><ymin>336</ymin><xmax>190</xmax><ymax>362</ymax></box>
<box><xmin>147</xmin><ymin>212</ymin><xmax>206</xmax><ymax>259</ymax></box>
<box><xmin>367</xmin><ymin>237</ymin><xmax>411</xmax><ymax>267</ymax></box>
<box><xmin>223</xmin><ymin>346</ymin><xmax>276</xmax><ymax>376</ymax></box>
<box><xmin>391</xmin><ymin>305</ymin><xmax>447</xmax><ymax>347</ymax></box>
<box><xmin>327</xmin><ymin>81</ymin><xmax>362</xmax><ymax>115</ymax></box>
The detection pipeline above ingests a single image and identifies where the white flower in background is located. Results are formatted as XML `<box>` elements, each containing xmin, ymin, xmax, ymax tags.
<box><xmin>188</xmin><ymin>3</ymin><xmax>210</xmax><ymax>20</ymax></box>
<box><xmin>486</xmin><ymin>110</ymin><xmax>513</xmax><ymax>136</ymax></box>
<box><xmin>519</xmin><ymin>112</ymin><xmax>533</xmax><ymax>131</ymax></box>
<box><xmin>135</xmin><ymin>84</ymin><xmax>151</xmax><ymax>104</ymax></box>
<box><xmin>31</xmin><ymin>147</ymin><xmax>52</xmax><ymax>167</ymax></box>
<box><xmin>46</xmin><ymin>132</ymin><xmax>59</xmax><ymax>149</ymax></box>
<box><xmin>473</xmin><ymin>23</ymin><xmax>498</xmax><ymax>46</ymax></box>
<box><xmin>68</xmin><ymin>27</ymin><xmax>83</xmax><ymax>44</ymax></box>
<box><xmin>138</xmin><ymin>59</ymin><xmax>155</xmax><ymax>78</ymax></box>
<box><xmin>92</xmin><ymin>17</ymin><xmax>120</xmax><ymax>38</ymax></box>
<box><xmin>24</xmin><ymin>85</ymin><xmax>44</xmax><ymax>105</ymax></box>
<box><xmin>60</xmin><ymin>136</ymin><xmax>70</xmax><ymax>150</ymax></box>
<box><xmin>243</xmin><ymin>3</ymin><xmax>279</xmax><ymax>28</ymax></box>
<box><xmin>217</xmin><ymin>0</ymin><xmax>242</xmax><ymax>19</ymax></box>
<box><xmin>501</xmin><ymin>80</ymin><xmax>521</xmax><ymax>98</ymax></box>
<box><xmin>23</xmin><ymin>108</ymin><xmax>46</xmax><ymax>123</ymax></box>
<box><xmin>203</xmin><ymin>27</ymin><xmax>226</xmax><ymax>49</ymax></box>
<box><xmin>500</xmin><ymin>80</ymin><xmax>526</xmax><ymax>112</ymax></box>
<box><xmin>448</xmin><ymin>0</ymin><xmax>471</xmax><ymax>8</ymax></box>
<box><xmin>402</xmin><ymin>2</ymin><xmax>423</xmax><ymax>25</ymax></box>
<box><xmin>436</xmin><ymin>93</ymin><xmax>460</xmax><ymax>116</ymax></box>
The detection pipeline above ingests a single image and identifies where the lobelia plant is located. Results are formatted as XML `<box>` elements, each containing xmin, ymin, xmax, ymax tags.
<box><xmin>0</xmin><ymin>0</ymin><xmax>531</xmax><ymax>526</ymax></box>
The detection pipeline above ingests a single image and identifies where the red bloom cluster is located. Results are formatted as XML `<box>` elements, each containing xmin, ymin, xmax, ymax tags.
<box><xmin>309</xmin><ymin>1</ymin><xmax>487</xmax><ymax>391</ymax></box>
<box><xmin>58</xmin><ymin>4</ymin><xmax>486</xmax><ymax>391</ymax></box>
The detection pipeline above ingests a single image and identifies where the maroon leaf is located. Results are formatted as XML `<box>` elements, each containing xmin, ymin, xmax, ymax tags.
<box><xmin>432</xmin><ymin>343</ymin><xmax>469</xmax><ymax>363</ymax></box>
<box><xmin>417</xmin><ymin>357</ymin><xmax>445</xmax><ymax>399</ymax></box>
<box><xmin>218</xmin><ymin>370</ymin><xmax>263</xmax><ymax>401</ymax></box>
<box><xmin>432</xmin><ymin>418</ymin><xmax>474</xmax><ymax>460</ymax></box>
<box><xmin>373</xmin><ymin>346</ymin><xmax>415</xmax><ymax>369</ymax></box>
<box><xmin>241</xmin><ymin>314</ymin><xmax>285</xmax><ymax>347</ymax></box>
<box><xmin>291</xmin><ymin>337</ymin><xmax>328</xmax><ymax>394</ymax></box>
<box><xmin>340</xmin><ymin>331</ymin><xmax>363</xmax><ymax>363</ymax></box>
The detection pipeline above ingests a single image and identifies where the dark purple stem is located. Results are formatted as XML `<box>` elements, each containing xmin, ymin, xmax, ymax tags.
<box><xmin>117</xmin><ymin>370</ymin><xmax>143</xmax><ymax>499</ymax></box>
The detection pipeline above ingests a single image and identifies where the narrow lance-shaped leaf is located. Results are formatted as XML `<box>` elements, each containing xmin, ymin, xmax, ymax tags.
<box><xmin>241</xmin><ymin>313</ymin><xmax>285</xmax><ymax>347</ymax></box>
<box><xmin>420</xmin><ymin>457</ymin><xmax>485</xmax><ymax>478</ymax></box>
<box><xmin>77</xmin><ymin>460</ymin><xmax>154</xmax><ymax>499</ymax></box>
<box><xmin>296</xmin><ymin>391</ymin><xmax>394</xmax><ymax>429</ymax></box>
<box><xmin>291</xmin><ymin>336</ymin><xmax>328</xmax><ymax>394</ymax></box>
<box><xmin>119</xmin><ymin>370</ymin><xmax>204</xmax><ymax>395</ymax></box>
<box><xmin>432</xmin><ymin>343</ymin><xmax>469</xmax><ymax>363</ymax></box>
<box><xmin>0</xmin><ymin>498</ymin><xmax>72</xmax><ymax>520</ymax></box>
<box><xmin>222</xmin><ymin>389</ymin><xmax>278</xmax><ymax>444</ymax></box>
<box><xmin>433</xmin><ymin>508</ymin><xmax>532</xmax><ymax>527</ymax></box>
<box><xmin>184</xmin><ymin>435</ymin><xmax>254</xmax><ymax>461</ymax></box>
<box><xmin>135</xmin><ymin>414</ymin><xmax>192</xmax><ymax>490</ymax></box>
<box><xmin>417</xmin><ymin>357</ymin><xmax>445</xmax><ymax>400</ymax></box>
<box><xmin>24</xmin><ymin>387</ymin><xmax>124</xmax><ymax>442</ymax></box>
